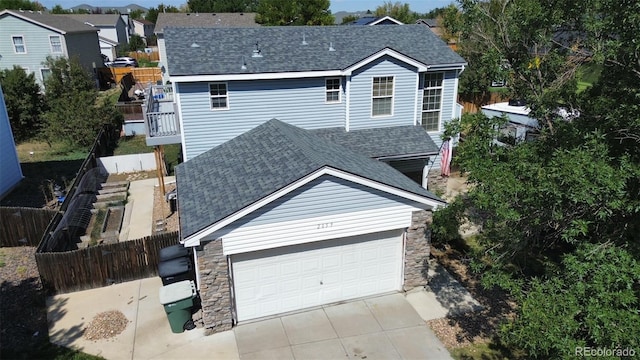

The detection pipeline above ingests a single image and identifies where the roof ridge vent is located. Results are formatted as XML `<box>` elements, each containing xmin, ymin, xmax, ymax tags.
<box><xmin>302</xmin><ymin>33</ymin><xmax>308</xmax><ymax>45</ymax></box>
<box><xmin>329</xmin><ymin>42</ymin><xmax>335</xmax><ymax>52</ymax></box>
<box><xmin>252</xmin><ymin>41</ymin><xmax>262</xmax><ymax>58</ymax></box>
<box><xmin>190</xmin><ymin>42</ymin><xmax>200</xmax><ymax>48</ymax></box>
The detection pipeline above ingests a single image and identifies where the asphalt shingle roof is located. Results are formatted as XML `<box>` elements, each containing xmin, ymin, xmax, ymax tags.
<box><xmin>155</xmin><ymin>12</ymin><xmax>259</xmax><ymax>34</ymax></box>
<box><xmin>164</xmin><ymin>24</ymin><xmax>466</xmax><ymax>76</ymax></box>
<box><xmin>311</xmin><ymin>125</ymin><xmax>440</xmax><ymax>159</ymax></box>
<box><xmin>176</xmin><ymin>119</ymin><xmax>442</xmax><ymax>239</ymax></box>
<box><xmin>0</xmin><ymin>10</ymin><xmax>97</xmax><ymax>33</ymax></box>
<box><xmin>61</xmin><ymin>14</ymin><xmax>123</xmax><ymax>27</ymax></box>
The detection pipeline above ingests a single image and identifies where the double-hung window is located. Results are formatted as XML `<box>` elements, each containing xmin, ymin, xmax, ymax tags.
<box><xmin>49</xmin><ymin>36</ymin><xmax>63</xmax><ymax>54</ymax></box>
<box><xmin>421</xmin><ymin>73</ymin><xmax>443</xmax><ymax>131</ymax></box>
<box><xmin>325</xmin><ymin>78</ymin><xmax>341</xmax><ymax>103</ymax></box>
<box><xmin>209</xmin><ymin>83</ymin><xmax>228</xmax><ymax>110</ymax></box>
<box><xmin>372</xmin><ymin>76</ymin><xmax>394</xmax><ymax>116</ymax></box>
<box><xmin>12</xmin><ymin>36</ymin><xmax>26</xmax><ymax>54</ymax></box>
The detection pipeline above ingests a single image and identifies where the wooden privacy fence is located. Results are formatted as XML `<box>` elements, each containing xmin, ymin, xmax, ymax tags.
<box><xmin>127</xmin><ymin>51</ymin><xmax>160</xmax><ymax>62</ymax></box>
<box><xmin>36</xmin><ymin>231</ymin><xmax>179</xmax><ymax>294</ymax></box>
<box><xmin>98</xmin><ymin>67</ymin><xmax>162</xmax><ymax>86</ymax></box>
<box><xmin>0</xmin><ymin>207</ymin><xmax>57</xmax><ymax>247</ymax></box>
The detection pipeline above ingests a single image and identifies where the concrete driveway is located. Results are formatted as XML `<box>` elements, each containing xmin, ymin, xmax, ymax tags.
<box><xmin>47</xmin><ymin>268</ymin><xmax>473</xmax><ymax>359</ymax></box>
<box><xmin>235</xmin><ymin>293</ymin><xmax>452</xmax><ymax>359</ymax></box>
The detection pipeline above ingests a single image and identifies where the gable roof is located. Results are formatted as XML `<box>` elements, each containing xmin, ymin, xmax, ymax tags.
<box><xmin>132</xmin><ymin>18</ymin><xmax>154</xmax><ymax>25</ymax></box>
<box><xmin>155</xmin><ymin>12</ymin><xmax>259</xmax><ymax>34</ymax></box>
<box><xmin>416</xmin><ymin>18</ymin><xmax>439</xmax><ymax>27</ymax></box>
<box><xmin>176</xmin><ymin>119</ymin><xmax>444</xmax><ymax>240</ymax></box>
<box><xmin>347</xmin><ymin>16</ymin><xmax>403</xmax><ymax>25</ymax></box>
<box><xmin>61</xmin><ymin>14</ymin><xmax>123</xmax><ymax>27</ymax></box>
<box><xmin>165</xmin><ymin>24</ymin><xmax>466</xmax><ymax>77</ymax></box>
<box><xmin>0</xmin><ymin>10</ymin><xmax>97</xmax><ymax>34</ymax></box>
<box><xmin>310</xmin><ymin>125</ymin><xmax>439</xmax><ymax>160</ymax></box>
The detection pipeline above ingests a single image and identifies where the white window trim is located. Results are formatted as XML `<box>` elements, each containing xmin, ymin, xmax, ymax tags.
<box><xmin>421</xmin><ymin>72</ymin><xmax>444</xmax><ymax>132</ymax></box>
<box><xmin>11</xmin><ymin>35</ymin><xmax>27</xmax><ymax>54</ymax></box>
<box><xmin>325</xmin><ymin>77</ymin><xmax>341</xmax><ymax>103</ymax></box>
<box><xmin>49</xmin><ymin>35</ymin><xmax>63</xmax><ymax>54</ymax></box>
<box><xmin>371</xmin><ymin>75</ymin><xmax>395</xmax><ymax>118</ymax></box>
<box><xmin>209</xmin><ymin>82</ymin><xmax>229</xmax><ymax>111</ymax></box>
<box><xmin>40</xmin><ymin>67</ymin><xmax>51</xmax><ymax>84</ymax></box>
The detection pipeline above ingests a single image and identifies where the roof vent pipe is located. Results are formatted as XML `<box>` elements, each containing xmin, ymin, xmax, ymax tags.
<box><xmin>241</xmin><ymin>55</ymin><xmax>247</xmax><ymax>70</ymax></box>
<box><xmin>302</xmin><ymin>33</ymin><xmax>308</xmax><ymax>45</ymax></box>
<box><xmin>329</xmin><ymin>42</ymin><xmax>335</xmax><ymax>52</ymax></box>
<box><xmin>252</xmin><ymin>41</ymin><xmax>263</xmax><ymax>58</ymax></box>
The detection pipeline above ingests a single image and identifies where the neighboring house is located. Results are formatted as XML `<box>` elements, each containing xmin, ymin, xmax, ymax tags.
<box><xmin>61</xmin><ymin>14</ymin><xmax>129</xmax><ymax>60</ymax></box>
<box><xmin>147</xmin><ymin>24</ymin><xmax>465</xmax><ymax>182</ymax></box>
<box><xmin>154</xmin><ymin>12</ymin><xmax>259</xmax><ymax>81</ymax></box>
<box><xmin>69</xmin><ymin>3</ymin><xmax>148</xmax><ymax>16</ymax></box>
<box><xmin>346</xmin><ymin>15</ymin><xmax>404</xmax><ymax>25</ymax></box>
<box><xmin>0</xmin><ymin>85</ymin><xmax>23</xmax><ymax>199</ymax></box>
<box><xmin>0</xmin><ymin>10</ymin><xmax>103</xmax><ymax>86</ymax></box>
<box><xmin>131</xmin><ymin>18</ymin><xmax>154</xmax><ymax>44</ymax></box>
<box><xmin>416</xmin><ymin>18</ymin><xmax>441</xmax><ymax>36</ymax></box>
<box><xmin>177</xmin><ymin>118</ymin><xmax>445</xmax><ymax>330</ymax></box>
<box><xmin>481</xmin><ymin>100</ymin><xmax>539</xmax><ymax>144</ymax></box>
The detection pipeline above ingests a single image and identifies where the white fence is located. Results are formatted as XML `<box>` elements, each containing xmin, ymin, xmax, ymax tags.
<box><xmin>98</xmin><ymin>153</ymin><xmax>156</xmax><ymax>174</ymax></box>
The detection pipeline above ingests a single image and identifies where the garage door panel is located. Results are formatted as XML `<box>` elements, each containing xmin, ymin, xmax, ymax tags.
<box><xmin>232</xmin><ymin>230</ymin><xmax>403</xmax><ymax>322</ymax></box>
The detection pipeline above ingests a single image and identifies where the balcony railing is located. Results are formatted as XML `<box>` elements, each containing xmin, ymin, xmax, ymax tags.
<box><xmin>143</xmin><ymin>85</ymin><xmax>181</xmax><ymax>146</ymax></box>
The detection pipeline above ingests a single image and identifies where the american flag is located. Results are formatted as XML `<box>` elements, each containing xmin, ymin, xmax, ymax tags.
<box><xmin>440</xmin><ymin>139</ymin><xmax>452</xmax><ymax>177</ymax></box>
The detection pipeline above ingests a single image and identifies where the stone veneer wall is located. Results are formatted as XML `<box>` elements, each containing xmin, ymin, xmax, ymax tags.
<box><xmin>403</xmin><ymin>209</ymin><xmax>433</xmax><ymax>290</ymax></box>
<box><xmin>196</xmin><ymin>239</ymin><xmax>233</xmax><ymax>334</ymax></box>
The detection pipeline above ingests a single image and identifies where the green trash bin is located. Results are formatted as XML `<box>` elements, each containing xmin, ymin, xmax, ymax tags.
<box><xmin>159</xmin><ymin>280</ymin><xmax>196</xmax><ymax>333</ymax></box>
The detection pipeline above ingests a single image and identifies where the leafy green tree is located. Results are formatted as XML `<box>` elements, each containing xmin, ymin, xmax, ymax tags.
<box><xmin>498</xmin><ymin>243</ymin><xmax>640</xmax><ymax>358</ymax></box>
<box><xmin>128</xmin><ymin>8</ymin><xmax>144</xmax><ymax>20</ymax></box>
<box><xmin>374</xmin><ymin>1</ymin><xmax>416</xmax><ymax>24</ymax></box>
<box><xmin>0</xmin><ymin>0</ymin><xmax>43</xmax><ymax>10</ymax></box>
<box><xmin>127</xmin><ymin>34</ymin><xmax>146</xmax><ymax>52</ymax></box>
<box><xmin>187</xmin><ymin>0</ymin><xmax>257</xmax><ymax>12</ymax></box>
<box><xmin>256</xmin><ymin>0</ymin><xmax>334</xmax><ymax>26</ymax></box>
<box><xmin>41</xmin><ymin>57</ymin><xmax>122</xmax><ymax>148</ymax></box>
<box><xmin>49</xmin><ymin>4</ymin><xmax>71</xmax><ymax>13</ymax></box>
<box><xmin>340</xmin><ymin>14</ymin><xmax>358</xmax><ymax>24</ymax></box>
<box><xmin>0</xmin><ymin>66</ymin><xmax>45</xmax><ymax>142</ymax></box>
<box><xmin>145</xmin><ymin>3</ymin><xmax>181</xmax><ymax>24</ymax></box>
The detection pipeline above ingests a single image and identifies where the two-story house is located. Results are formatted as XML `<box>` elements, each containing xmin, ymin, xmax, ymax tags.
<box><xmin>61</xmin><ymin>14</ymin><xmax>129</xmax><ymax>62</ymax></box>
<box><xmin>150</xmin><ymin>24</ymin><xmax>466</xmax><ymax>332</ymax></box>
<box><xmin>0</xmin><ymin>10</ymin><xmax>103</xmax><ymax>86</ymax></box>
<box><xmin>154</xmin><ymin>12</ymin><xmax>259</xmax><ymax>82</ymax></box>
<box><xmin>131</xmin><ymin>18</ymin><xmax>154</xmax><ymax>45</ymax></box>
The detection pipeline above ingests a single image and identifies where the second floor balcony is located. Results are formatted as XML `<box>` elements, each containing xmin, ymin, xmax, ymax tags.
<box><xmin>144</xmin><ymin>85</ymin><xmax>181</xmax><ymax>146</ymax></box>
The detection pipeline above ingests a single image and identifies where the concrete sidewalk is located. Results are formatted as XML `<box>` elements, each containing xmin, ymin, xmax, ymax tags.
<box><xmin>119</xmin><ymin>176</ymin><xmax>175</xmax><ymax>241</ymax></box>
<box><xmin>46</xmin><ymin>263</ymin><xmax>478</xmax><ymax>360</ymax></box>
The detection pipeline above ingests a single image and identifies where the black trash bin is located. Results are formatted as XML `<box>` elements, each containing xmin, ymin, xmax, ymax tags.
<box><xmin>159</xmin><ymin>244</ymin><xmax>191</xmax><ymax>263</ymax></box>
<box><xmin>158</xmin><ymin>257</ymin><xmax>193</xmax><ymax>286</ymax></box>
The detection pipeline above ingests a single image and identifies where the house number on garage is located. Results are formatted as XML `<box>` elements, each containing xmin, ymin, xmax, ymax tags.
<box><xmin>317</xmin><ymin>222</ymin><xmax>333</xmax><ymax>229</ymax></box>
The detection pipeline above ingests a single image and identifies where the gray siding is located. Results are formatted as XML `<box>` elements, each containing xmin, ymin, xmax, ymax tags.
<box><xmin>0</xmin><ymin>15</ymin><xmax>101</xmax><ymax>86</ymax></box>
<box><xmin>349</xmin><ymin>55</ymin><xmax>418</xmax><ymax>130</ymax></box>
<box><xmin>0</xmin><ymin>86</ymin><xmax>23</xmax><ymax>198</ymax></box>
<box><xmin>208</xmin><ymin>174</ymin><xmax>424</xmax><ymax>238</ymax></box>
<box><xmin>179</xmin><ymin>78</ymin><xmax>345</xmax><ymax>160</ymax></box>
<box><xmin>0</xmin><ymin>15</ymin><xmax>63</xmax><ymax>85</ymax></box>
<box><xmin>64</xmin><ymin>32</ymin><xmax>103</xmax><ymax>76</ymax></box>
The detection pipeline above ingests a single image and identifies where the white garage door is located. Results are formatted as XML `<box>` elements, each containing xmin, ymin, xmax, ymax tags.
<box><xmin>231</xmin><ymin>229</ymin><xmax>404</xmax><ymax>322</ymax></box>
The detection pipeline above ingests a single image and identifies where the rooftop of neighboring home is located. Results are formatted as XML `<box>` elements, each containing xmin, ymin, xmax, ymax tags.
<box><xmin>69</xmin><ymin>3</ymin><xmax>148</xmax><ymax>14</ymax></box>
<box><xmin>60</xmin><ymin>13</ymin><xmax>124</xmax><ymax>27</ymax></box>
<box><xmin>132</xmin><ymin>18</ymin><xmax>154</xmax><ymax>25</ymax></box>
<box><xmin>164</xmin><ymin>24</ymin><xmax>466</xmax><ymax>76</ymax></box>
<box><xmin>346</xmin><ymin>15</ymin><xmax>403</xmax><ymax>25</ymax></box>
<box><xmin>155</xmin><ymin>12</ymin><xmax>259</xmax><ymax>35</ymax></box>
<box><xmin>176</xmin><ymin>119</ymin><xmax>443</xmax><ymax>238</ymax></box>
<box><xmin>0</xmin><ymin>9</ymin><xmax>97</xmax><ymax>33</ymax></box>
<box><xmin>416</xmin><ymin>18</ymin><xmax>439</xmax><ymax>27</ymax></box>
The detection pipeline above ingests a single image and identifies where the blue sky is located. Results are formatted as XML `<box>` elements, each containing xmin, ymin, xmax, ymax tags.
<box><xmin>37</xmin><ymin>0</ymin><xmax>456</xmax><ymax>13</ymax></box>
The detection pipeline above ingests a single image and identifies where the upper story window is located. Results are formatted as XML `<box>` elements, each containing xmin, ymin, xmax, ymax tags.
<box><xmin>12</xmin><ymin>36</ymin><xmax>26</xmax><ymax>54</ymax></box>
<box><xmin>421</xmin><ymin>72</ymin><xmax>444</xmax><ymax>131</ymax></box>
<box><xmin>209</xmin><ymin>83</ymin><xmax>228</xmax><ymax>110</ymax></box>
<box><xmin>49</xmin><ymin>36</ymin><xmax>63</xmax><ymax>54</ymax></box>
<box><xmin>372</xmin><ymin>76</ymin><xmax>394</xmax><ymax>117</ymax></box>
<box><xmin>325</xmin><ymin>78</ymin><xmax>341</xmax><ymax>103</ymax></box>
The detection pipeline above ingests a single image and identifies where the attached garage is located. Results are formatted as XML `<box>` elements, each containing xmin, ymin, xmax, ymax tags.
<box><xmin>231</xmin><ymin>230</ymin><xmax>403</xmax><ymax>321</ymax></box>
<box><xmin>175</xmin><ymin>120</ymin><xmax>445</xmax><ymax>332</ymax></box>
